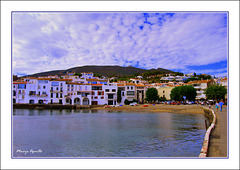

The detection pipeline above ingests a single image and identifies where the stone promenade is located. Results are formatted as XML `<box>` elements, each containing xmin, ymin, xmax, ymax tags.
<box><xmin>207</xmin><ymin>105</ymin><xmax>228</xmax><ymax>157</ymax></box>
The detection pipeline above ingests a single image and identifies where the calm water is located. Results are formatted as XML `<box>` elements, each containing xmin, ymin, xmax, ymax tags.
<box><xmin>12</xmin><ymin>109</ymin><xmax>206</xmax><ymax>158</ymax></box>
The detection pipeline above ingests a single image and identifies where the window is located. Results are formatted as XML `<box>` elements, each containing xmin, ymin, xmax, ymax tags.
<box><xmin>13</xmin><ymin>90</ymin><xmax>16</xmax><ymax>96</ymax></box>
<box><xmin>105</xmin><ymin>89</ymin><xmax>109</xmax><ymax>92</ymax></box>
<box><xmin>101</xmin><ymin>96</ymin><xmax>104</xmax><ymax>99</ymax></box>
<box><xmin>127</xmin><ymin>91</ymin><xmax>135</xmax><ymax>96</ymax></box>
<box><xmin>95</xmin><ymin>96</ymin><xmax>98</xmax><ymax>99</ymax></box>
<box><xmin>51</xmin><ymin>82</ymin><xmax>59</xmax><ymax>86</ymax></box>
<box><xmin>29</xmin><ymin>100</ymin><xmax>34</xmax><ymax>104</ymax></box>
<box><xmin>51</xmin><ymin>87</ymin><xmax>53</xmax><ymax>91</ymax></box>
<box><xmin>51</xmin><ymin>93</ymin><xmax>53</xmax><ymax>98</ymax></box>
<box><xmin>42</xmin><ymin>91</ymin><xmax>46</xmax><ymax>94</ymax></box>
<box><xmin>60</xmin><ymin>83</ymin><xmax>62</xmax><ymax>86</ymax></box>
<box><xmin>112</xmin><ymin>89</ymin><xmax>116</xmax><ymax>92</ymax></box>
<box><xmin>56</xmin><ymin>93</ymin><xmax>58</xmax><ymax>98</ymax></box>
<box><xmin>127</xmin><ymin>86</ymin><xmax>129</xmax><ymax>90</ymax></box>
<box><xmin>43</xmin><ymin>86</ymin><xmax>46</xmax><ymax>89</ymax></box>
<box><xmin>13</xmin><ymin>85</ymin><xmax>15</xmax><ymax>88</ymax></box>
<box><xmin>68</xmin><ymin>85</ymin><xmax>70</xmax><ymax>87</ymax></box>
<box><xmin>108</xmin><ymin>94</ymin><xmax>114</xmax><ymax>99</ymax></box>
<box><xmin>18</xmin><ymin>84</ymin><xmax>26</xmax><ymax>89</ymax></box>
<box><xmin>71</xmin><ymin>85</ymin><xmax>74</xmax><ymax>87</ymax></box>
<box><xmin>122</xmin><ymin>92</ymin><xmax>124</xmax><ymax>96</ymax></box>
<box><xmin>56</xmin><ymin>87</ymin><xmax>59</xmax><ymax>90</ymax></box>
<box><xmin>163</xmin><ymin>90</ymin><xmax>165</xmax><ymax>93</ymax></box>
<box><xmin>131</xmin><ymin>86</ymin><xmax>133</xmax><ymax>90</ymax></box>
<box><xmin>38</xmin><ymin>80</ymin><xmax>48</xmax><ymax>84</ymax></box>
<box><xmin>92</xmin><ymin>86</ymin><xmax>102</xmax><ymax>90</ymax></box>
<box><xmin>60</xmin><ymin>93</ymin><xmax>62</xmax><ymax>98</ymax></box>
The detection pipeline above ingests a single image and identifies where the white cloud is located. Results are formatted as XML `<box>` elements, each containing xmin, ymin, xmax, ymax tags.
<box><xmin>12</xmin><ymin>12</ymin><xmax>228</xmax><ymax>76</ymax></box>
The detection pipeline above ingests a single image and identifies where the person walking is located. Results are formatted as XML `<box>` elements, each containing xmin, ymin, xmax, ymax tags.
<box><xmin>219</xmin><ymin>100</ymin><xmax>224</xmax><ymax>112</ymax></box>
<box><xmin>215</xmin><ymin>102</ymin><xmax>219</xmax><ymax>111</ymax></box>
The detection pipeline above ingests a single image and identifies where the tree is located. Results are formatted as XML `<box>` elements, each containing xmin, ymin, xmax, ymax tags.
<box><xmin>159</xmin><ymin>96</ymin><xmax>167</xmax><ymax>101</ymax></box>
<box><xmin>117</xmin><ymin>90</ymin><xmax>122</xmax><ymax>103</ymax></box>
<box><xmin>170</xmin><ymin>85</ymin><xmax>197</xmax><ymax>101</ymax></box>
<box><xmin>205</xmin><ymin>84</ymin><xmax>227</xmax><ymax>101</ymax></box>
<box><xmin>74</xmin><ymin>73</ymin><xmax>82</xmax><ymax>78</ymax></box>
<box><xmin>124</xmin><ymin>99</ymin><xmax>130</xmax><ymax>105</ymax></box>
<box><xmin>198</xmin><ymin>74</ymin><xmax>212</xmax><ymax>80</ymax></box>
<box><xmin>93</xmin><ymin>73</ymin><xmax>102</xmax><ymax>78</ymax></box>
<box><xmin>145</xmin><ymin>88</ymin><xmax>159</xmax><ymax>103</ymax></box>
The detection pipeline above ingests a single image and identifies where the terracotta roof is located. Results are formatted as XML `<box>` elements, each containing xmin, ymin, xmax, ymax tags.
<box><xmin>187</xmin><ymin>79</ymin><xmax>213</xmax><ymax>84</ymax></box>
<box><xmin>136</xmin><ymin>84</ymin><xmax>145</xmax><ymax>87</ymax></box>
<box><xmin>37</xmin><ymin>78</ymin><xmax>51</xmax><ymax>80</ymax></box>
<box><xmin>51</xmin><ymin>79</ymin><xmax>72</xmax><ymax>81</ymax></box>
<box><xmin>130</xmin><ymin>78</ymin><xmax>141</xmax><ymax>80</ymax></box>
<box><xmin>66</xmin><ymin>82</ymin><xmax>83</xmax><ymax>85</ymax></box>
<box><xmin>117</xmin><ymin>83</ymin><xmax>125</xmax><ymax>86</ymax></box>
<box><xmin>86</xmin><ymin>79</ymin><xmax>99</xmax><ymax>81</ymax></box>
<box><xmin>24</xmin><ymin>77</ymin><xmax>37</xmax><ymax>79</ymax></box>
<box><xmin>155</xmin><ymin>83</ymin><xmax>163</xmax><ymax>86</ymax></box>
<box><xmin>126</xmin><ymin>83</ymin><xmax>135</xmax><ymax>86</ymax></box>
<box><xmin>13</xmin><ymin>82</ymin><xmax>27</xmax><ymax>84</ymax></box>
<box><xmin>91</xmin><ymin>84</ymin><xmax>103</xmax><ymax>86</ymax></box>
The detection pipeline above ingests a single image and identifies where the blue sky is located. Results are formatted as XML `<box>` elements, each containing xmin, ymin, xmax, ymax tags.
<box><xmin>12</xmin><ymin>12</ymin><xmax>228</xmax><ymax>77</ymax></box>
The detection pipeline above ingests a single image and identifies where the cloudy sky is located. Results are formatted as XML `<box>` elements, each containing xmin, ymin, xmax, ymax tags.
<box><xmin>12</xmin><ymin>12</ymin><xmax>228</xmax><ymax>77</ymax></box>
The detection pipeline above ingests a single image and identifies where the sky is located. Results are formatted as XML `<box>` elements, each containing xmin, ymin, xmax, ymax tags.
<box><xmin>12</xmin><ymin>12</ymin><xmax>228</xmax><ymax>78</ymax></box>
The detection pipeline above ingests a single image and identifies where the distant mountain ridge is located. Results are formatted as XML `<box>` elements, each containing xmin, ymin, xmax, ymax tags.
<box><xmin>27</xmin><ymin>65</ymin><xmax>174</xmax><ymax>77</ymax></box>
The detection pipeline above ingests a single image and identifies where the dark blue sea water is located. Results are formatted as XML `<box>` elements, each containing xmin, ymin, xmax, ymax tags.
<box><xmin>12</xmin><ymin>109</ymin><xmax>206</xmax><ymax>158</ymax></box>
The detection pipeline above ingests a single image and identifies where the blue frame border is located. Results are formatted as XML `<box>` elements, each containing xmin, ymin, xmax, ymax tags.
<box><xmin>11</xmin><ymin>11</ymin><xmax>229</xmax><ymax>160</ymax></box>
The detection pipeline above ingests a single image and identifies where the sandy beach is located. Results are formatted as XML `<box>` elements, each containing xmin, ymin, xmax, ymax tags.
<box><xmin>92</xmin><ymin>104</ymin><xmax>205</xmax><ymax>114</ymax></box>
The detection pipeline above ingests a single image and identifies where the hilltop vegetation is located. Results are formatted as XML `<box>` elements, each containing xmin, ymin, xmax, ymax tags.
<box><xmin>26</xmin><ymin>65</ymin><xmax>174</xmax><ymax>78</ymax></box>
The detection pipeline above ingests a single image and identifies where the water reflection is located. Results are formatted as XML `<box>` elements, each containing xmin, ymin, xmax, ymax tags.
<box><xmin>13</xmin><ymin>109</ymin><xmax>206</xmax><ymax>157</ymax></box>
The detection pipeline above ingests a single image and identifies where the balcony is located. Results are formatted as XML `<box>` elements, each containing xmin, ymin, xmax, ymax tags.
<box><xmin>197</xmin><ymin>91</ymin><xmax>204</xmax><ymax>94</ymax></box>
<box><xmin>104</xmin><ymin>91</ymin><xmax>117</xmax><ymax>93</ymax></box>
<box><xmin>29</xmin><ymin>93</ymin><xmax>36</xmax><ymax>96</ymax></box>
<box><xmin>37</xmin><ymin>94</ymin><xmax>48</xmax><ymax>97</ymax></box>
<box><xmin>193</xmin><ymin>86</ymin><xmax>201</xmax><ymax>89</ymax></box>
<box><xmin>106</xmin><ymin>96</ymin><xmax>117</xmax><ymax>100</ymax></box>
<box><xmin>50</xmin><ymin>90</ymin><xmax>63</xmax><ymax>93</ymax></box>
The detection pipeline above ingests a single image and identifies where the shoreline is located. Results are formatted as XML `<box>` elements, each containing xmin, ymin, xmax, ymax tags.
<box><xmin>13</xmin><ymin>104</ymin><xmax>204</xmax><ymax>114</ymax></box>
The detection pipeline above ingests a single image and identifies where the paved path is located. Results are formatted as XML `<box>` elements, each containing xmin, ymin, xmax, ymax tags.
<box><xmin>207</xmin><ymin>105</ymin><xmax>228</xmax><ymax>157</ymax></box>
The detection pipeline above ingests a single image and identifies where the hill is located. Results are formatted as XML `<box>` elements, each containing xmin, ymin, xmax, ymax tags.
<box><xmin>27</xmin><ymin>65</ymin><xmax>173</xmax><ymax>77</ymax></box>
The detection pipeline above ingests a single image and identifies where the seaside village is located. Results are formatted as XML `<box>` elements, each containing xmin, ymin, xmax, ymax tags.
<box><xmin>13</xmin><ymin>72</ymin><xmax>227</xmax><ymax>106</ymax></box>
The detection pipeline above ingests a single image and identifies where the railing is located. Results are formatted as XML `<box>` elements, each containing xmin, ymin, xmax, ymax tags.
<box><xmin>37</xmin><ymin>94</ymin><xmax>48</xmax><ymax>97</ymax></box>
<box><xmin>105</xmin><ymin>96</ymin><xmax>117</xmax><ymax>100</ymax></box>
<box><xmin>50</xmin><ymin>90</ymin><xmax>63</xmax><ymax>93</ymax></box>
<box><xmin>199</xmin><ymin>107</ymin><xmax>216</xmax><ymax>157</ymax></box>
<box><xmin>193</xmin><ymin>86</ymin><xmax>201</xmax><ymax>89</ymax></box>
<box><xmin>29</xmin><ymin>94</ymin><xmax>36</xmax><ymax>96</ymax></box>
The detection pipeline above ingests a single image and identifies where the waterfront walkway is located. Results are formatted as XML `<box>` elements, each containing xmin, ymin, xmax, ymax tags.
<box><xmin>207</xmin><ymin>105</ymin><xmax>228</xmax><ymax>157</ymax></box>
